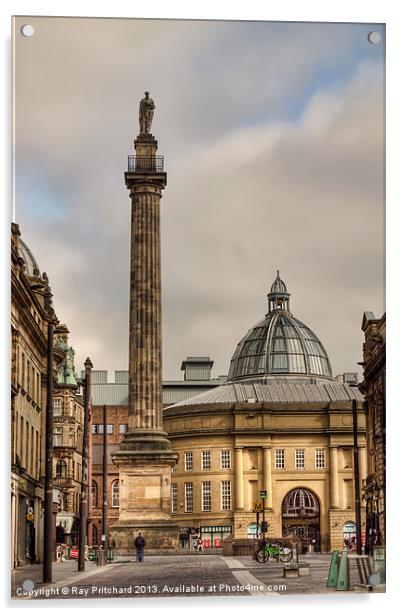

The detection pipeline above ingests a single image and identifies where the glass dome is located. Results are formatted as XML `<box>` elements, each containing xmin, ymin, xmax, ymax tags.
<box><xmin>228</xmin><ymin>272</ymin><xmax>332</xmax><ymax>382</ymax></box>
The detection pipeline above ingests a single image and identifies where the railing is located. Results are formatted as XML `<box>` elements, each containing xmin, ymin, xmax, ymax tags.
<box><xmin>54</xmin><ymin>475</ymin><xmax>75</xmax><ymax>488</ymax></box>
<box><xmin>127</xmin><ymin>155</ymin><xmax>164</xmax><ymax>173</ymax></box>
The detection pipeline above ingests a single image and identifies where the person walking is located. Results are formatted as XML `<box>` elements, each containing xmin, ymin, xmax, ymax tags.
<box><xmin>134</xmin><ymin>531</ymin><xmax>146</xmax><ymax>563</ymax></box>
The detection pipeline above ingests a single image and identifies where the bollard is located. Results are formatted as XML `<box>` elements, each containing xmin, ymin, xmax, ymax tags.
<box><xmin>327</xmin><ymin>550</ymin><xmax>339</xmax><ymax>587</ymax></box>
<box><xmin>97</xmin><ymin>548</ymin><xmax>107</xmax><ymax>566</ymax></box>
<box><xmin>336</xmin><ymin>549</ymin><xmax>349</xmax><ymax>591</ymax></box>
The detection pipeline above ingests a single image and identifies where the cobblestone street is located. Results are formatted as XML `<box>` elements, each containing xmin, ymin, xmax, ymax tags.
<box><xmin>11</xmin><ymin>553</ymin><xmax>362</xmax><ymax>601</ymax></box>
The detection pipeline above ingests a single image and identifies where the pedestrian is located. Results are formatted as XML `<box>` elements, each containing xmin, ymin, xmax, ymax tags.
<box><xmin>196</xmin><ymin>538</ymin><xmax>204</xmax><ymax>552</ymax></box>
<box><xmin>134</xmin><ymin>531</ymin><xmax>146</xmax><ymax>563</ymax></box>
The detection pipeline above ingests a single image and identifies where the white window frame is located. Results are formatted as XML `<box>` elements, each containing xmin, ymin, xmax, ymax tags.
<box><xmin>221</xmin><ymin>480</ymin><xmax>231</xmax><ymax>510</ymax></box>
<box><xmin>53</xmin><ymin>427</ymin><xmax>63</xmax><ymax>446</ymax></box>
<box><xmin>184</xmin><ymin>451</ymin><xmax>193</xmax><ymax>472</ymax></box>
<box><xmin>171</xmin><ymin>483</ymin><xmax>178</xmax><ymax>513</ymax></box>
<box><xmin>53</xmin><ymin>398</ymin><xmax>62</xmax><ymax>416</ymax></box>
<box><xmin>111</xmin><ymin>481</ymin><xmax>120</xmax><ymax>508</ymax></box>
<box><xmin>202</xmin><ymin>481</ymin><xmax>212</xmax><ymax>512</ymax></box>
<box><xmin>220</xmin><ymin>450</ymin><xmax>231</xmax><ymax>470</ymax></box>
<box><xmin>184</xmin><ymin>482</ymin><xmax>193</xmax><ymax>512</ymax></box>
<box><xmin>315</xmin><ymin>448</ymin><xmax>325</xmax><ymax>469</ymax></box>
<box><xmin>201</xmin><ymin>450</ymin><xmax>211</xmax><ymax>471</ymax></box>
<box><xmin>295</xmin><ymin>449</ymin><xmax>305</xmax><ymax>469</ymax></box>
<box><xmin>275</xmin><ymin>449</ymin><xmax>285</xmax><ymax>469</ymax></box>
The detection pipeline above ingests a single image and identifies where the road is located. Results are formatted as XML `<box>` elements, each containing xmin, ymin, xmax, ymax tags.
<box><xmin>12</xmin><ymin>552</ymin><xmax>369</xmax><ymax>601</ymax></box>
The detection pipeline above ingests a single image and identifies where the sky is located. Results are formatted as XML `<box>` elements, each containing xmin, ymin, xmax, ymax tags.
<box><xmin>13</xmin><ymin>17</ymin><xmax>385</xmax><ymax>381</ymax></box>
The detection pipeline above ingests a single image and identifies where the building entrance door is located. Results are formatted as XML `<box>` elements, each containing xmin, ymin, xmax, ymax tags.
<box><xmin>281</xmin><ymin>488</ymin><xmax>321</xmax><ymax>553</ymax></box>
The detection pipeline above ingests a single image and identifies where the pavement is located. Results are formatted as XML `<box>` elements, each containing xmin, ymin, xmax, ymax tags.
<box><xmin>11</xmin><ymin>552</ymin><xmax>383</xmax><ymax>601</ymax></box>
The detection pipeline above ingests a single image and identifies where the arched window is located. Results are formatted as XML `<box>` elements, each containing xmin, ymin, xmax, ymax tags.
<box><xmin>91</xmin><ymin>480</ymin><xmax>98</xmax><ymax>508</ymax></box>
<box><xmin>92</xmin><ymin>524</ymin><xmax>98</xmax><ymax>546</ymax></box>
<box><xmin>282</xmin><ymin>488</ymin><xmax>319</xmax><ymax>516</ymax></box>
<box><xmin>111</xmin><ymin>480</ymin><xmax>120</xmax><ymax>508</ymax></box>
<box><xmin>55</xmin><ymin>459</ymin><xmax>67</xmax><ymax>478</ymax></box>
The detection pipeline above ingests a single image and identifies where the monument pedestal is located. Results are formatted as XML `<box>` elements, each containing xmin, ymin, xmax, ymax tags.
<box><xmin>111</xmin><ymin>446</ymin><xmax>179</xmax><ymax>554</ymax></box>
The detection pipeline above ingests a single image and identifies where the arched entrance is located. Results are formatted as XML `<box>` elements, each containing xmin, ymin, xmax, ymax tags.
<box><xmin>281</xmin><ymin>488</ymin><xmax>321</xmax><ymax>553</ymax></box>
<box><xmin>56</xmin><ymin>524</ymin><xmax>65</xmax><ymax>544</ymax></box>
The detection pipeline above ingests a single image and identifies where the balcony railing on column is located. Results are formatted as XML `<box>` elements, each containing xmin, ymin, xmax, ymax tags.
<box><xmin>127</xmin><ymin>155</ymin><xmax>164</xmax><ymax>173</ymax></box>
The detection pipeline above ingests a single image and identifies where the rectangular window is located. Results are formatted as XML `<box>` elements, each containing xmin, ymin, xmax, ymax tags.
<box><xmin>106</xmin><ymin>424</ymin><xmax>113</xmax><ymax>434</ymax></box>
<box><xmin>295</xmin><ymin>449</ymin><xmax>305</xmax><ymax>469</ymax></box>
<box><xmin>25</xmin><ymin>422</ymin><xmax>29</xmax><ymax>468</ymax></box>
<box><xmin>315</xmin><ymin>448</ymin><xmax>325</xmax><ymax>469</ymax></box>
<box><xmin>221</xmin><ymin>450</ymin><xmax>231</xmax><ymax>470</ymax></box>
<box><xmin>35</xmin><ymin>431</ymin><xmax>39</xmax><ymax>478</ymax></box>
<box><xmin>21</xmin><ymin>352</ymin><xmax>25</xmax><ymax>389</ymax></box>
<box><xmin>30</xmin><ymin>426</ymin><xmax>34</xmax><ymax>475</ymax></box>
<box><xmin>53</xmin><ymin>398</ymin><xmax>62</xmax><ymax>415</ymax></box>
<box><xmin>111</xmin><ymin>482</ymin><xmax>119</xmax><ymax>507</ymax></box>
<box><xmin>97</xmin><ymin>425</ymin><xmax>104</xmax><ymax>434</ymax></box>
<box><xmin>221</xmin><ymin>480</ymin><xmax>231</xmax><ymax>510</ymax></box>
<box><xmin>91</xmin><ymin>424</ymin><xmax>97</xmax><ymax>434</ymax></box>
<box><xmin>202</xmin><ymin>481</ymin><xmax>212</xmax><ymax>512</ymax></box>
<box><xmin>171</xmin><ymin>483</ymin><xmax>178</xmax><ymax>513</ymax></box>
<box><xmin>201</xmin><ymin>450</ymin><xmax>211</xmax><ymax>471</ymax></box>
<box><xmin>119</xmin><ymin>424</ymin><xmax>128</xmax><ymax>433</ymax></box>
<box><xmin>20</xmin><ymin>416</ymin><xmax>24</xmax><ymax>461</ymax></box>
<box><xmin>184</xmin><ymin>482</ymin><xmax>193</xmax><ymax>512</ymax></box>
<box><xmin>184</xmin><ymin>451</ymin><xmax>193</xmax><ymax>471</ymax></box>
<box><xmin>36</xmin><ymin>373</ymin><xmax>40</xmax><ymax>406</ymax></box>
<box><xmin>275</xmin><ymin>449</ymin><xmax>285</xmax><ymax>469</ymax></box>
<box><xmin>53</xmin><ymin>427</ymin><xmax>63</xmax><ymax>447</ymax></box>
<box><xmin>171</xmin><ymin>464</ymin><xmax>177</xmax><ymax>473</ymax></box>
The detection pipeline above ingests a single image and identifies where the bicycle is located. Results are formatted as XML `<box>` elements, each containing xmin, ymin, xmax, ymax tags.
<box><xmin>255</xmin><ymin>542</ymin><xmax>293</xmax><ymax>563</ymax></box>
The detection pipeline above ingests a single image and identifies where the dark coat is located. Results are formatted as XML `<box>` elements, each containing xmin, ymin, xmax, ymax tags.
<box><xmin>135</xmin><ymin>536</ymin><xmax>146</xmax><ymax>549</ymax></box>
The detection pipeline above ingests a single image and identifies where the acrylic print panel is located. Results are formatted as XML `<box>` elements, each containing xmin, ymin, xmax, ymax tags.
<box><xmin>12</xmin><ymin>16</ymin><xmax>385</xmax><ymax>600</ymax></box>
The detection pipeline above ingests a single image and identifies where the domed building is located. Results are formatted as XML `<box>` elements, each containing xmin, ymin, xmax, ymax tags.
<box><xmin>164</xmin><ymin>272</ymin><xmax>366</xmax><ymax>552</ymax></box>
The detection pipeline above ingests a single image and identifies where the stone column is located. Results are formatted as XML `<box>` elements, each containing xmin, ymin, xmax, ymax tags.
<box><xmin>329</xmin><ymin>446</ymin><xmax>339</xmax><ymax>508</ymax></box>
<box><xmin>262</xmin><ymin>447</ymin><xmax>273</xmax><ymax>508</ymax></box>
<box><xmin>234</xmin><ymin>447</ymin><xmax>244</xmax><ymax>510</ymax></box>
<box><xmin>111</xmin><ymin>120</ymin><xmax>178</xmax><ymax>554</ymax></box>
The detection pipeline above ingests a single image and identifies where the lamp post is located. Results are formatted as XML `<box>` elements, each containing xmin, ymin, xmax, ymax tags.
<box><xmin>78</xmin><ymin>358</ymin><xmax>93</xmax><ymax>571</ymax></box>
<box><xmin>43</xmin><ymin>317</ymin><xmax>57</xmax><ymax>583</ymax></box>
<box><xmin>102</xmin><ymin>404</ymin><xmax>108</xmax><ymax>553</ymax></box>
<box><xmin>352</xmin><ymin>399</ymin><xmax>362</xmax><ymax>554</ymax></box>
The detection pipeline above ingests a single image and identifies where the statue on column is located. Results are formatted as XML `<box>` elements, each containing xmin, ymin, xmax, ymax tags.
<box><xmin>139</xmin><ymin>91</ymin><xmax>155</xmax><ymax>135</ymax></box>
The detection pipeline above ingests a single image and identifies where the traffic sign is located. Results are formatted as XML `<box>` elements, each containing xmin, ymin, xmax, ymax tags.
<box><xmin>259</xmin><ymin>490</ymin><xmax>267</xmax><ymax>499</ymax></box>
<box><xmin>253</xmin><ymin>502</ymin><xmax>263</xmax><ymax>511</ymax></box>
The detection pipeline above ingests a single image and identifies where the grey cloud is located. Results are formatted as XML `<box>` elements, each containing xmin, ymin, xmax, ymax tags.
<box><xmin>14</xmin><ymin>17</ymin><xmax>384</xmax><ymax>380</ymax></box>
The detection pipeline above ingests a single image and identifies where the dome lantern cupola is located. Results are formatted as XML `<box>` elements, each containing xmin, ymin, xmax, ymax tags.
<box><xmin>267</xmin><ymin>270</ymin><xmax>290</xmax><ymax>313</ymax></box>
<box><xmin>228</xmin><ymin>272</ymin><xmax>333</xmax><ymax>383</ymax></box>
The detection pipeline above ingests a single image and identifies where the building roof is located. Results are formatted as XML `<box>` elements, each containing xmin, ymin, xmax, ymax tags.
<box><xmin>18</xmin><ymin>239</ymin><xmax>41</xmax><ymax>278</ymax></box>
<box><xmin>167</xmin><ymin>380</ymin><xmax>363</xmax><ymax>409</ymax></box>
<box><xmin>228</xmin><ymin>273</ymin><xmax>332</xmax><ymax>382</ymax></box>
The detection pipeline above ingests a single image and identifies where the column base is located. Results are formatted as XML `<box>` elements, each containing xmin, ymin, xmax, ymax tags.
<box><xmin>113</xmin><ymin>429</ymin><xmax>177</xmax><ymax>462</ymax></box>
<box><xmin>110</xmin><ymin>520</ymin><xmax>179</xmax><ymax>555</ymax></box>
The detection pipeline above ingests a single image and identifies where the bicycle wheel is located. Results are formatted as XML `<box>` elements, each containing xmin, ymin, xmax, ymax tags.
<box><xmin>256</xmin><ymin>549</ymin><xmax>269</xmax><ymax>563</ymax></box>
<box><xmin>279</xmin><ymin>548</ymin><xmax>292</xmax><ymax>563</ymax></box>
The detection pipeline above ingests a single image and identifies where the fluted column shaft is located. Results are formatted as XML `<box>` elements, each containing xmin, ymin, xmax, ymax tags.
<box><xmin>128</xmin><ymin>186</ymin><xmax>163</xmax><ymax>432</ymax></box>
<box><xmin>234</xmin><ymin>447</ymin><xmax>244</xmax><ymax>509</ymax></box>
<box><xmin>262</xmin><ymin>447</ymin><xmax>273</xmax><ymax>508</ymax></box>
<box><xmin>329</xmin><ymin>446</ymin><xmax>339</xmax><ymax>508</ymax></box>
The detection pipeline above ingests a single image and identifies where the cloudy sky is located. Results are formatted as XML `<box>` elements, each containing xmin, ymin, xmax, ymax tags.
<box><xmin>14</xmin><ymin>17</ymin><xmax>385</xmax><ymax>381</ymax></box>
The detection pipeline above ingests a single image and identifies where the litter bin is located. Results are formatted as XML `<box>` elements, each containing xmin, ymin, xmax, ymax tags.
<box><xmin>372</xmin><ymin>546</ymin><xmax>386</xmax><ymax>583</ymax></box>
<box><xmin>97</xmin><ymin>548</ymin><xmax>107</xmax><ymax>566</ymax></box>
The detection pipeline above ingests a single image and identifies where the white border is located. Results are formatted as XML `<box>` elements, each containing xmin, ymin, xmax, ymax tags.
<box><xmin>2</xmin><ymin>1</ymin><xmax>401</xmax><ymax>614</ymax></box>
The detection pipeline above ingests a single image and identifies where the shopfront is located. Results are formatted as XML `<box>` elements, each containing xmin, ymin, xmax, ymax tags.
<box><xmin>200</xmin><ymin>526</ymin><xmax>232</xmax><ymax>548</ymax></box>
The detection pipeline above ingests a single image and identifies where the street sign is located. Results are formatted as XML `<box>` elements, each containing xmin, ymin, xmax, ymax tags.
<box><xmin>259</xmin><ymin>490</ymin><xmax>267</xmax><ymax>499</ymax></box>
<box><xmin>253</xmin><ymin>502</ymin><xmax>263</xmax><ymax>511</ymax></box>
